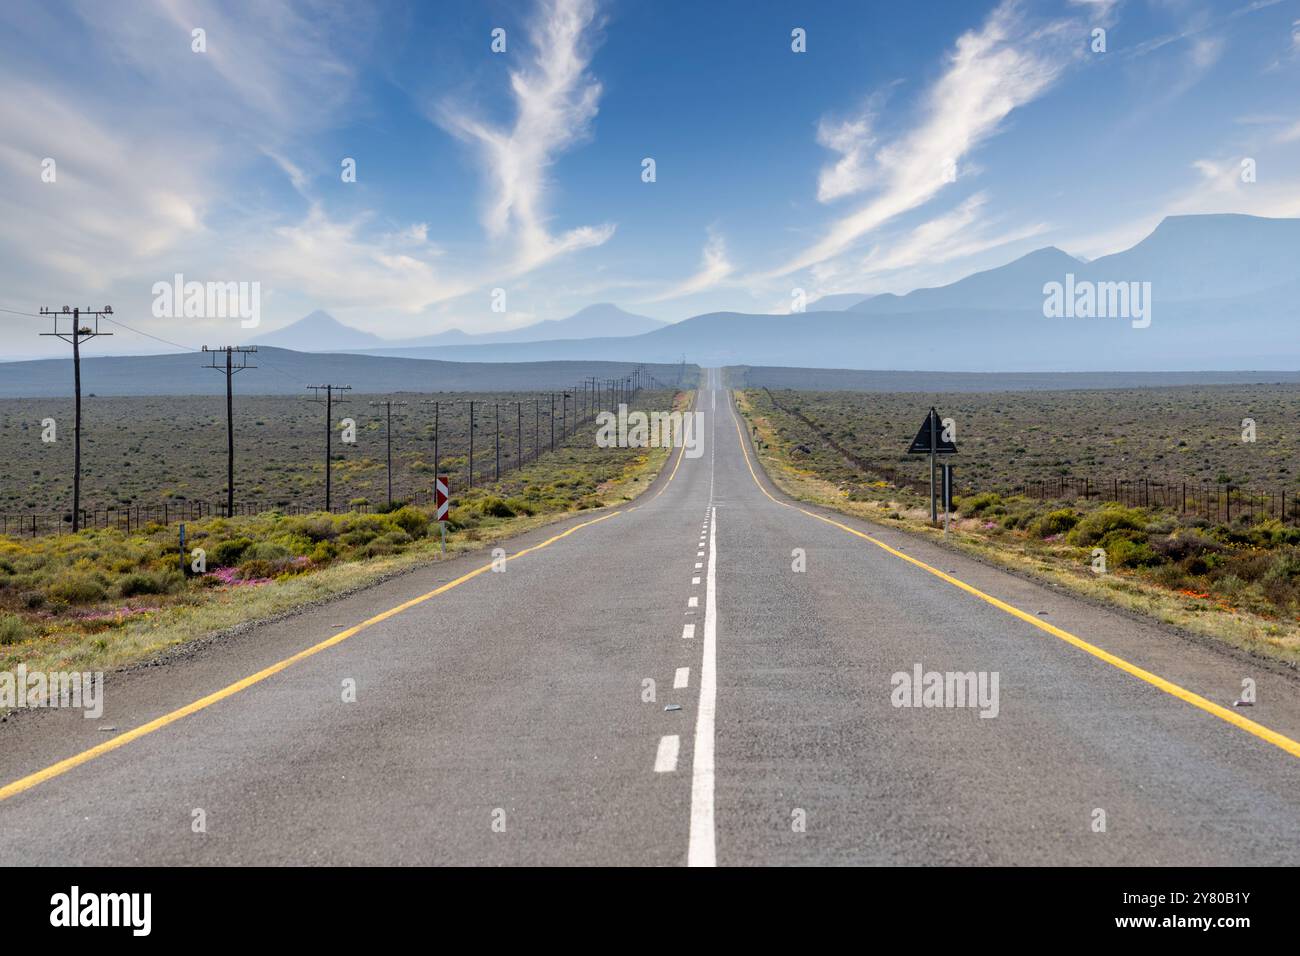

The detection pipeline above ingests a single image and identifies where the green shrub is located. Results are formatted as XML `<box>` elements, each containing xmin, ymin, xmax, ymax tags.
<box><xmin>48</xmin><ymin>571</ymin><xmax>107</xmax><ymax>604</ymax></box>
<box><xmin>389</xmin><ymin>506</ymin><xmax>428</xmax><ymax>539</ymax></box>
<box><xmin>117</xmin><ymin>572</ymin><xmax>166</xmax><ymax>597</ymax></box>
<box><xmin>236</xmin><ymin>559</ymin><xmax>277</xmax><ymax>580</ymax></box>
<box><xmin>1067</xmin><ymin>507</ymin><xmax>1147</xmax><ymax>547</ymax></box>
<box><xmin>1151</xmin><ymin>529</ymin><xmax>1220</xmax><ymax>562</ymax></box>
<box><xmin>1107</xmin><ymin>537</ymin><xmax>1163</xmax><ymax>569</ymax></box>
<box><xmin>210</xmin><ymin>537</ymin><xmax>253</xmax><ymax>568</ymax></box>
<box><xmin>341</xmin><ymin>528</ymin><xmax>378</xmax><ymax>547</ymax></box>
<box><xmin>0</xmin><ymin>613</ymin><xmax>32</xmax><ymax>645</ymax></box>
<box><xmin>243</xmin><ymin>541</ymin><xmax>291</xmax><ymax>563</ymax></box>
<box><xmin>479</xmin><ymin>497</ymin><xmax>515</xmax><ymax>518</ymax></box>
<box><xmin>290</xmin><ymin>516</ymin><xmax>339</xmax><ymax>542</ymax></box>
<box><xmin>1029</xmin><ymin>508</ymin><xmax>1079</xmax><ymax>538</ymax></box>
<box><xmin>959</xmin><ymin>491</ymin><xmax>1003</xmax><ymax>516</ymax></box>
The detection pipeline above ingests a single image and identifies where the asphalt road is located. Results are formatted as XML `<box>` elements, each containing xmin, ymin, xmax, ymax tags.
<box><xmin>3</xmin><ymin>369</ymin><xmax>1300</xmax><ymax>865</ymax></box>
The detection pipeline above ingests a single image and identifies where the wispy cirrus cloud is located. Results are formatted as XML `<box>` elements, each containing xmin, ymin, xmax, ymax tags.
<box><xmin>642</xmin><ymin>229</ymin><xmax>734</xmax><ymax>303</ymax></box>
<box><xmin>435</xmin><ymin>0</ymin><xmax>614</xmax><ymax>274</ymax></box>
<box><xmin>772</xmin><ymin>0</ymin><xmax>1082</xmax><ymax>278</ymax></box>
<box><xmin>859</xmin><ymin>193</ymin><xmax>1049</xmax><ymax>277</ymax></box>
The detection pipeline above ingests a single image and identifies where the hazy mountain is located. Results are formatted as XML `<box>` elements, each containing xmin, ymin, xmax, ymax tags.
<box><xmin>505</xmin><ymin>303</ymin><xmax>666</xmax><ymax>340</ymax></box>
<box><xmin>249</xmin><ymin>303</ymin><xmax>664</xmax><ymax>353</ymax></box>
<box><xmin>848</xmin><ymin>247</ymin><xmax>1082</xmax><ymax>314</ymax></box>
<box><xmin>251</xmin><ymin>310</ymin><xmax>385</xmax><ymax>350</ymax></box>
<box><xmin>369</xmin><ymin>213</ymin><xmax>1300</xmax><ymax>372</ymax></box>
<box><xmin>850</xmin><ymin>214</ymin><xmax>1300</xmax><ymax>315</ymax></box>
<box><xmin>807</xmin><ymin>292</ymin><xmax>873</xmax><ymax>311</ymax></box>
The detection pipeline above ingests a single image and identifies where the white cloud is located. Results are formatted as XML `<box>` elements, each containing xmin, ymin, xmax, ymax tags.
<box><xmin>436</xmin><ymin>0</ymin><xmax>614</xmax><ymax>273</ymax></box>
<box><xmin>249</xmin><ymin>204</ymin><xmax>466</xmax><ymax>317</ymax></box>
<box><xmin>773</xmin><ymin>0</ymin><xmax>1073</xmax><ymax>277</ymax></box>
<box><xmin>816</xmin><ymin>110</ymin><xmax>878</xmax><ymax>203</ymax></box>
<box><xmin>642</xmin><ymin>229</ymin><xmax>734</xmax><ymax>302</ymax></box>
<box><xmin>859</xmin><ymin>193</ymin><xmax>1049</xmax><ymax>276</ymax></box>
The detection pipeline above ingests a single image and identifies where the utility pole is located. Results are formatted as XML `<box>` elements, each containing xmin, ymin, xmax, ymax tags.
<box><xmin>422</xmin><ymin>399</ymin><xmax>440</xmax><ymax>487</ymax></box>
<box><xmin>368</xmin><ymin>399</ymin><xmax>408</xmax><ymax>509</ymax></box>
<box><xmin>494</xmin><ymin>402</ymin><xmax>501</xmax><ymax>481</ymax></box>
<box><xmin>307</xmin><ymin>384</ymin><xmax>351</xmax><ymax>512</ymax></box>
<box><xmin>517</xmin><ymin>402</ymin><xmax>523</xmax><ymax>470</ymax></box>
<box><xmin>40</xmin><ymin>305</ymin><xmax>112</xmax><ymax>532</ymax></box>
<box><xmin>203</xmin><ymin>346</ymin><xmax>256</xmax><ymax>517</ymax></box>
<box><xmin>550</xmin><ymin>393</ymin><xmax>555</xmax><ymax>452</ymax></box>
<box><xmin>469</xmin><ymin>400</ymin><xmax>476</xmax><ymax>488</ymax></box>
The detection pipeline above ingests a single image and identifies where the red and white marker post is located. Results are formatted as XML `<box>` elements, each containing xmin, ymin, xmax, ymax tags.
<box><xmin>435</xmin><ymin>474</ymin><xmax>450</xmax><ymax>555</ymax></box>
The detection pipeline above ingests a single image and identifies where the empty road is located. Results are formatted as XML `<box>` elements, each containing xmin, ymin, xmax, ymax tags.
<box><xmin>3</xmin><ymin>369</ymin><xmax>1300</xmax><ymax>865</ymax></box>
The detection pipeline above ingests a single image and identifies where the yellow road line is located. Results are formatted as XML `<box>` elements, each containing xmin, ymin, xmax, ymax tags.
<box><xmin>727</xmin><ymin>392</ymin><xmax>1300</xmax><ymax>761</ymax></box>
<box><xmin>0</xmin><ymin>510</ymin><xmax>624</xmax><ymax>803</ymax></box>
<box><xmin>632</xmin><ymin>388</ymin><xmax>695</xmax><ymax>508</ymax></box>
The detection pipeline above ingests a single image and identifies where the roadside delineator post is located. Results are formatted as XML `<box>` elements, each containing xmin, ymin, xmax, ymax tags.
<box><xmin>435</xmin><ymin>474</ymin><xmax>450</xmax><ymax>556</ymax></box>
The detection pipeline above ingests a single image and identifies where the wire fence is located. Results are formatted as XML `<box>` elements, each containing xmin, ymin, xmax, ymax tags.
<box><xmin>760</xmin><ymin>389</ymin><xmax>1298</xmax><ymax>526</ymax></box>
<box><xmin>1014</xmin><ymin>475</ymin><xmax>1300</xmax><ymax>525</ymax></box>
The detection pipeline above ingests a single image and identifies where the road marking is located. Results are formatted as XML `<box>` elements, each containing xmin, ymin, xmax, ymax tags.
<box><xmin>727</xmin><ymin>392</ymin><xmax>1300</xmax><ymax>762</ymax></box>
<box><xmin>692</xmin><ymin>576</ymin><xmax>700</xmax><ymax>585</ymax></box>
<box><xmin>688</xmin><ymin>504</ymin><xmax>718</xmax><ymax>866</ymax></box>
<box><xmin>633</xmin><ymin>390</ymin><xmax>696</xmax><ymax>509</ymax></box>
<box><xmin>694</xmin><ymin>562</ymin><xmax>702</xmax><ymax>569</ymax></box>
<box><xmin>674</xmin><ymin>667</ymin><xmax>690</xmax><ymax>689</ymax></box>
<box><xmin>688</xmin><ymin>596</ymin><xmax>698</xmax><ymax>608</ymax></box>
<box><xmin>682</xmin><ymin>623</ymin><xmax>696</xmax><ymax>639</ymax></box>
<box><xmin>0</xmin><ymin>509</ymin><xmax>625</xmax><ymax>804</ymax></box>
<box><xmin>654</xmin><ymin>735</ymin><xmax>680</xmax><ymax>773</ymax></box>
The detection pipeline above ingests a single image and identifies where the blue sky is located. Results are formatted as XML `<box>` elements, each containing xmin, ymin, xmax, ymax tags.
<box><xmin>2</xmin><ymin>0</ymin><xmax>1299</xmax><ymax>354</ymax></box>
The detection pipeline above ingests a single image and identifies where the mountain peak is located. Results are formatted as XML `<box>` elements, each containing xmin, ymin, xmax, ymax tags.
<box><xmin>250</xmin><ymin>311</ymin><xmax>384</xmax><ymax>351</ymax></box>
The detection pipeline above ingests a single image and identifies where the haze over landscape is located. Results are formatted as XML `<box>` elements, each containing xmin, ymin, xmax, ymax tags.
<box><xmin>3</xmin><ymin>0</ymin><xmax>1299</xmax><ymax>375</ymax></box>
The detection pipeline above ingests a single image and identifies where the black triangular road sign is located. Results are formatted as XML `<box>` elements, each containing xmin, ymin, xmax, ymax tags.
<box><xmin>907</xmin><ymin>408</ymin><xmax>957</xmax><ymax>454</ymax></box>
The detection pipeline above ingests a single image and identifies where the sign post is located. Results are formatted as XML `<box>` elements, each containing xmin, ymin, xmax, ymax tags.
<box><xmin>906</xmin><ymin>407</ymin><xmax>957</xmax><ymax>524</ymax></box>
<box><xmin>941</xmin><ymin>463</ymin><xmax>954</xmax><ymax>535</ymax></box>
<box><xmin>435</xmin><ymin>474</ymin><xmax>450</xmax><ymax>556</ymax></box>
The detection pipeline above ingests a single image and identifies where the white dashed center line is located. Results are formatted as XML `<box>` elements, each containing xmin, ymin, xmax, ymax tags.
<box><xmin>654</xmin><ymin>735</ymin><xmax>680</xmax><ymax>773</ymax></box>
<box><xmin>674</xmin><ymin>667</ymin><xmax>690</xmax><ymax>689</ymax></box>
<box><xmin>688</xmin><ymin>504</ymin><xmax>718</xmax><ymax>867</ymax></box>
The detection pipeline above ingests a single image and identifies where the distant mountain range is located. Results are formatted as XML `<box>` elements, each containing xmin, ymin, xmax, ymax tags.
<box><xmin>349</xmin><ymin>214</ymin><xmax>1300</xmax><ymax>371</ymax></box>
<box><xmin>5</xmin><ymin>213</ymin><xmax>1297</xmax><ymax>395</ymax></box>
<box><xmin>251</xmin><ymin>303</ymin><xmax>665</xmax><ymax>352</ymax></box>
